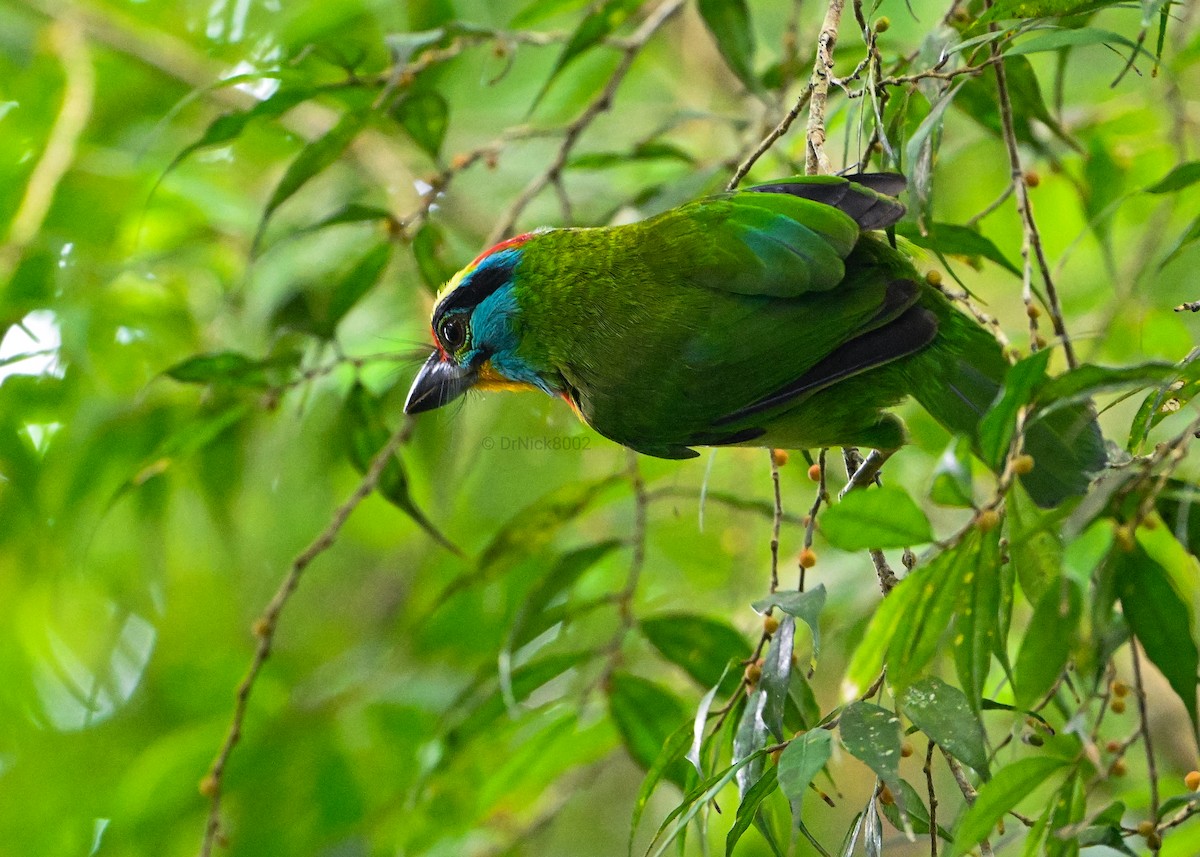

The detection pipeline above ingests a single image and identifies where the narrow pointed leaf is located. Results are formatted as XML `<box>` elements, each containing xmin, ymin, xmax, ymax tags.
<box><xmin>256</xmin><ymin>109</ymin><xmax>370</xmax><ymax>247</ymax></box>
<box><xmin>951</xmin><ymin>756</ymin><xmax>1069</xmax><ymax>855</ymax></box>
<box><xmin>697</xmin><ymin>0</ymin><xmax>759</xmax><ymax>93</ymax></box>
<box><xmin>777</xmin><ymin>728</ymin><xmax>833</xmax><ymax>814</ymax></box>
<box><xmin>901</xmin><ymin>677</ymin><xmax>990</xmax><ymax>778</ymax></box>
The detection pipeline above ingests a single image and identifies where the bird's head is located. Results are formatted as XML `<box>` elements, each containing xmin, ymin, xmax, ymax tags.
<box><xmin>404</xmin><ymin>233</ymin><xmax>553</xmax><ymax>414</ymax></box>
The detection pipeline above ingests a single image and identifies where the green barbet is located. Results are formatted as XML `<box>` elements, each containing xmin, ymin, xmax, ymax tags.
<box><xmin>405</xmin><ymin>174</ymin><xmax>1104</xmax><ymax>506</ymax></box>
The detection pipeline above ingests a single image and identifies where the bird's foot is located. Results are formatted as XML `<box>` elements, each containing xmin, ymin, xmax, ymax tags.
<box><xmin>838</xmin><ymin>448</ymin><xmax>896</xmax><ymax>500</ymax></box>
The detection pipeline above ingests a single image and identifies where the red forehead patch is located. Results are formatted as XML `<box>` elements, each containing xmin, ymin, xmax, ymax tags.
<box><xmin>468</xmin><ymin>232</ymin><xmax>535</xmax><ymax>270</ymax></box>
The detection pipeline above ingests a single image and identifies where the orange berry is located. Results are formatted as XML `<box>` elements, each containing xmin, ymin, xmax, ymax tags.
<box><xmin>772</xmin><ymin>449</ymin><xmax>789</xmax><ymax>467</ymax></box>
<box><xmin>925</xmin><ymin>270</ymin><xmax>943</xmax><ymax>286</ymax></box>
<box><xmin>199</xmin><ymin>775</ymin><xmax>219</xmax><ymax>798</ymax></box>
<box><xmin>764</xmin><ymin>614</ymin><xmax>781</xmax><ymax>635</ymax></box>
<box><xmin>1138</xmin><ymin>820</ymin><xmax>1155</xmax><ymax>837</ymax></box>
<box><xmin>450</xmin><ymin>152</ymin><xmax>472</xmax><ymax>170</ymax></box>
<box><xmin>1026</xmin><ymin>303</ymin><xmax>1042</xmax><ymax>319</ymax></box>
<box><xmin>745</xmin><ymin>661</ymin><xmax>763</xmax><ymax>685</ymax></box>
<box><xmin>1034</xmin><ymin>334</ymin><xmax>1048</xmax><ymax>349</ymax></box>
<box><xmin>976</xmin><ymin>509</ymin><xmax>1000</xmax><ymax>532</ymax></box>
<box><xmin>879</xmin><ymin>784</ymin><xmax>895</xmax><ymax>805</ymax></box>
<box><xmin>900</xmin><ymin>741</ymin><xmax>914</xmax><ymax>758</ymax></box>
<box><xmin>1111</xmin><ymin>759</ymin><xmax>1127</xmax><ymax>777</ymax></box>
<box><xmin>799</xmin><ymin>548</ymin><xmax>818</xmax><ymax>569</ymax></box>
<box><xmin>1111</xmin><ymin>680</ymin><xmax>1129</xmax><ymax>698</ymax></box>
<box><xmin>1110</xmin><ymin>698</ymin><xmax>1126</xmax><ymax>715</ymax></box>
<box><xmin>1186</xmin><ymin>770</ymin><xmax>1200</xmax><ymax>791</ymax></box>
<box><xmin>808</xmin><ymin>463</ymin><xmax>822</xmax><ymax>481</ymax></box>
<box><xmin>1013</xmin><ymin>454</ymin><xmax>1035</xmax><ymax>475</ymax></box>
<box><xmin>874</xmin><ymin>16</ymin><xmax>891</xmax><ymax>32</ymax></box>
<box><xmin>1106</xmin><ymin>740</ymin><xmax>1120</xmax><ymax>754</ymax></box>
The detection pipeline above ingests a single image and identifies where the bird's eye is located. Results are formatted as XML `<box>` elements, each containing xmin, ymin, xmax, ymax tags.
<box><xmin>440</xmin><ymin>316</ymin><xmax>467</xmax><ymax>351</ymax></box>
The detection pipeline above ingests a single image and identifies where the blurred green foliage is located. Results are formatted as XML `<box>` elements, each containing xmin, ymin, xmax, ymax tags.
<box><xmin>1</xmin><ymin>0</ymin><xmax>1200</xmax><ymax>855</ymax></box>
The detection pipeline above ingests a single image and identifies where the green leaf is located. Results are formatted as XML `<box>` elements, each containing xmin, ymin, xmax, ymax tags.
<box><xmin>568</xmin><ymin>141</ymin><xmax>695</xmax><ymax>170</ymax></box>
<box><xmin>887</xmin><ymin>548</ymin><xmax>970</xmax><ymax>690</ymax></box>
<box><xmin>1006</xmin><ymin>483</ymin><xmax>1064</xmax><ymax>603</ymax></box>
<box><xmin>777</xmin><ymin>728</ymin><xmax>833</xmax><ymax>813</ymax></box>
<box><xmin>256</xmin><ymin>108</ymin><xmax>370</xmax><ymax>248</ymax></box>
<box><xmin>165</xmin><ymin>86</ymin><xmax>322</xmax><ymax>174</ymax></box>
<box><xmin>327</xmin><ymin>242</ymin><xmax>393</xmax><ymax>331</ymax></box>
<box><xmin>895</xmin><ymin>222</ymin><xmax>1020</xmax><ymax>276</ymax></box>
<box><xmin>1127</xmin><ymin>354</ymin><xmax>1200</xmax><ymax>453</ymax></box>
<box><xmin>411</xmin><ymin>222</ymin><xmax>459</xmax><ymax>293</ymax></box>
<box><xmin>164</xmin><ymin>351</ymin><xmax>276</xmax><ymax>387</ymax></box>
<box><xmin>640</xmin><ymin>613</ymin><xmax>751</xmax><ymax>692</ymax></box>
<box><xmin>1157</xmin><ymin>479</ymin><xmax>1200</xmax><ymax>557</ymax></box>
<box><xmin>449</xmin><ymin>651</ymin><xmax>592</xmax><ymax>741</ymax></box>
<box><xmin>392</xmin><ymin>90</ymin><xmax>449</xmax><ymax>159</ymax></box>
<box><xmin>902</xmin><ymin>678</ymin><xmax>990</xmax><ymax>777</ymax></box>
<box><xmin>1114</xmin><ymin>541</ymin><xmax>1200</xmax><ymax>738</ymax></box>
<box><xmin>821</xmin><ymin>486</ymin><xmax>934</xmax><ymax>550</ymax></box>
<box><xmin>1146</xmin><ymin>161</ymin><xmax>1200</xmax><ymax>194</ymax></box>
<box><xmin>929</xmin><ymin>436</ymin><xmax>976</xmax><ymax>508</ymax></box>
<box><xmin>609</xmin><ymin>673</ymin><xmax>689</xmax><ymax>776</ymax></box>
<box><xmin>532</xmin><ymin>0</ymin><xmax>645</xmax><ymax>110</ymax></box>
<box><xmin>952</xmin><ymin>756</ymin><xmax>1070</xmax><ymax>855</ymax></box>
<box><xmin>1157</xmin><ymin>792</ymin><xmax>1200</xmax><ymax>821</ymax></box>
<box><xmin>1014</xmin><ymin>578</ymin><xmax>1081</xmax><ymax>709</ymax></box>
<box><xmin>725</xmin><ymin>765</ymin><xmax>778</xmax><ymax>856</ymax></box>
<box><xmin>752</xmin><ymin>584</ymin><xmax>825</xmax><ymax>665</ymax></box>
<box><xmin>508</xmin><ymin>541</ymin><xmax>621</xmax><ymax>649</ymax></box>
<box><xmin>630</xmin><ymin>721</ymin><xmax>694</xmax><ymax>853</ymax></box>
<box><xmin>1036</xmin><ymin>361</ymin><xmax>1179</xmax><ymax>417</ymax></box>
<box><xmin>477</xmin><ymin>476</ymin><xmax>621</xmax><ymax>576</ymax></box>
<box><xmin>343</xmin><ymin>384</ymin><xmax>458</xmax><ymax>552</ymax></box>
<box><xmin>1161</xmin><ymin>215</ymin><xmax>1200</xmax><ymax>269</ymax></box>
<box><xmin>839</xmin><ymin>702</ymin><xmax>902</xmax><ymax>787</ymax></box>
<box><xmin>697</xmin><ymin>0</ymin><xmax>759</xmax><ymax>93</ymax></box>
<box><xmin>510</xmin><ymin>0</ymin><xmax>590</xmax><ymax>27</ymax></box>
<box><xmin>1007</xmin><ymin>27</ymin><xmax>1152</xmax><ymax>57</ymax></box>
<box><xmin>979</xmin><ymin>0</ymin><xmax>1107</xmax><ymax>23</ymax></box>
<box><xmin>953</xmin><ymin>529</ymin><xmax>1002</xmax><ymax>712</ymax></box>
<box><xmin>845</xmin><ymin>549</ymin><xmax>959</xmax><ymax>694</ymax></box>
<box><xmin>978</xmin><ymin>349</ymin><xmax>1051</xmax><ymax>471</ymax></box>
<box><xmin>645</xmin><ymin>751</ymin><xmax>768</xmax><ymax>857</ymax></box>
<box><xmin>758</xmin><ymin>615</ymin><xmax>795</xmax><ymax>744</ymax></box>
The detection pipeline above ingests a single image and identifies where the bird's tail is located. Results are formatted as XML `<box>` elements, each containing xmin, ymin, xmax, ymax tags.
<box><xmin>905</xmin><ymin>292</ymin><xmax>1106</xmax><ymax>508</ymax></box>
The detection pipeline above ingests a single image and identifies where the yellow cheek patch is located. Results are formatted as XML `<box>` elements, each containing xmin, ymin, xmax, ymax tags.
<box><xmin>475</xmin><ymin>360</ymin><xmax>538</xmax><ymax>393</ymax></box>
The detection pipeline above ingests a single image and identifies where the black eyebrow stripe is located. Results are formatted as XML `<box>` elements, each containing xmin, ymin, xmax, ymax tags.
<box><xmin>434</xmin><ymin>259</ymin><xmax>517</xmax><ymax>325</ymax></box>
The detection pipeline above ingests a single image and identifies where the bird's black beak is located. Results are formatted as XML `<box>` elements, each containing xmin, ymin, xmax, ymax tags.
<box><xmin>404</xmin><ymin>351</ymin><xmax>476</xmax><ymax>414</ymax></box>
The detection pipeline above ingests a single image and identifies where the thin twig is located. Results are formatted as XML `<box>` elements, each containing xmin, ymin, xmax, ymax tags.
<box><xmin>1130</xmin><ymin>642</ymin><xmax>1162</xmax><ymax>852</ymax></box>
<box><xmin>987</xmin><ymin>2</ymin><xmax>1077</xmax><ymax>369</ymax></box>
<box><xmin>925</xmin><ymin>740</ymin><xmax>939</xmax><ymax>857</ymax></box>
<box><xmin>485</xmin><ymin>0</ymin><xmax>685</xmax><ymax>247</ymax></box>
<box><xmin>726</xmin><ymin>87</ymin><xmax>814</xmax><ymax>191</ymax></box>
<box><xmin>198</xmin><ymin>417</ymin><xmax>414</xmax><ymax>856</ymax></box>
<box><xmin>801</xmin><ymin>449</ymin><xmax>829</xmax><ymax>590</ymax></box>
<box><xmin>805</xmin><ymin>0</ymin><xmax>847</xmax><ymax>175</ymax></box>
<box><xmin>769</xmin><ymin>451</ymin><xmax>783</xmax><ymax>593</ymax></box>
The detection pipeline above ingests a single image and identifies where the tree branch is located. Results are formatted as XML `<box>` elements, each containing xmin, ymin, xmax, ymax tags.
<box><xmin>485</xmin><ymin>0</ymin><xmax>685</xmax><ymax>247</ymax></box>
<box><xmin>805</xmin><ymin>0</ymin><xmax>847</xmax><ymax>175</ymax></box>
<box><xmin>198</xmin><ymin>416</ymin><xmax>414</xmax><ymax>857</ymax></box>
